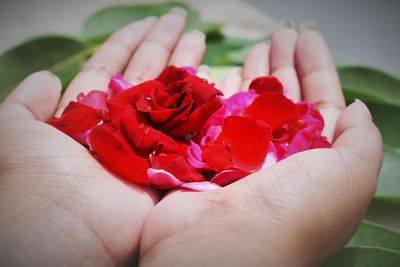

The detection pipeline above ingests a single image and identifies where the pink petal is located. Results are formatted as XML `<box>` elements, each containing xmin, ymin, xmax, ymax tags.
<box><xmin>109</xmin><ymin>73</ymin><xmax>134</xmax><ymax>95</ymax></box>
<box><xmin>200</xmin><ymin>125</ymin><xmax>222</xmax><ymax>146</ymax></box>
<box><xmin>181</xmin><ymin>181</ymin><xmax>221</xmax><ymax>192</ymax></box>
<box><xmin>147</xmin><ymin>168</ymin><xmax>183</xmax><ymax>189</ymax></box>
<box><xmin>261</xmin><ymin>141</ymin><xmax>278</xmax><ymax>169</ymax></box>
<box><xmin>181</xmin><ymin>66</ymin><xmax>196</xmax><ymax>75</ymax></box>
<box><xmin>211</xmin><ymin>169</ymin><xmax>249</xmax><ymax>186</ymax></box>
<box><xmin>285</xmin><ymin>125</ymin><xmax>330</xmax><ymax>157</ymax></box>
<box><xmin>187</xmin><ymin>141</ymin><xmax>211</xmax><ymax>169</ymax></box>
<box><xmin>223</xmin><ymin>89</ymin><xmax>258</xmax><ymax>116</ymax></box>
<box><xmin>77</xmin><ymin>90</ymin><xmax>108</xmax><ymax>111</ymax></box>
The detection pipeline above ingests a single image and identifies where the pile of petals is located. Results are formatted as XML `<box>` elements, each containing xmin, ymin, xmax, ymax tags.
<box><xmin>50</xmin><ymin>66</ymin><xmax>330</xmax><ymax>191</ymax></box>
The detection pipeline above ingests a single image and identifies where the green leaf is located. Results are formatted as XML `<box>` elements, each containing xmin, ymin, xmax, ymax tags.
<box><xmin>368</xmin><ymin>103</ymin><xmax>400</xmax><ymax>149</ymax></box>
<box><xmin>347</xmin><ymin>221</ymin><xmax>400</xmax><ymax>251</ymax></box>
<box><xmin>366</xmin><ymin>197</ymin><xmax>400</xmax><ymax>231</ymax></box>
<box><xmin>376</xmin><ymin>146</ymin><xmax>400</xmax><ymax>197</ymax></box>
<box><xmin>323</xmin><ymin>247</ymin><xmax>400</xmax><ymax>267</ymax></box>
<box><xmin>0</xmin><ymin>36</ymin><xmax>92</xmax><ymax>101</ymax></box>
<box><xmin>82</xmin><ymin>2</ymin><xmax>220</xmax><ymax>42</ymax></box>
<box><xmin>367</xmin><ymin>103</ymin><xmax>400</xmax><ymax>197</ymax></box>
<box><xmin>339</xmin><ymin>66</ymin><xmax>400</xmax><ymax>107</ymax></box>
<box><xmin>203</xmin><ymin>37</ymin><xmax>260</xmax><ymax>66</ymax></box>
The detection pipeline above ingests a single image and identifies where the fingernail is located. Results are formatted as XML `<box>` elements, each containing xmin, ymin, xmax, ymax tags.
<box><xmin>144</xmin><ymin>16</ymin><xmax>157</xmax><ymax>23</ymax></box>
<box><xmin>190</xmin><ymin>30</ymin><xmax>206</xmax><ymax>40</ymax></box>
<box><xmin>229</xmin><ymin>67</ymin><xmax>242</xmax><ymax>76</ymax></box>
<box><xmin>275</xmin><ymin>19</ymin><xmax>294</xmax><ymax>31</ymax></box>
<box><xmin>299</xmin><ymin>21</ymin><xmax>318</xmax><ymax>33</ymax></box>
<box><xmin>355</xmin><ymin>99</ymin><xmax>372</xmax><ymax>119</ymax></box>
<box><xmin>170</xmin><ymin>7</ymin><xmax>187</xmax><ymax>18</ymax></box>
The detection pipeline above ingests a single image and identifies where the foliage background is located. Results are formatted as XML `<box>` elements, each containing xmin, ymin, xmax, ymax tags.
<box><xmin>0</xmin><ymin>1</ymin><xmax>399</xmax><ymax>266</ymax></box>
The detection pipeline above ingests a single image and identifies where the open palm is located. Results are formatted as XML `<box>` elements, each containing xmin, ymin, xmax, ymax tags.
<box><xmin>138</xmin><ymin>24</ymin><xmax>383</xmax><ymax>267</ymax></box>
<box><xmin>0</xmin><ymin>9</ymin><xmax>206</xmax><ymax>266</ymax></box>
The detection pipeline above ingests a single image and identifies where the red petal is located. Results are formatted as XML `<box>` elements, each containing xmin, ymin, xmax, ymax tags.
<box><xmin>88</xmin><ymin>125</ymin><xmax>150</xmax><ymax>185</ymax></box>
<box><xmin>166</xmin><ymin>97</ymin><xmax>222</xmax><ymax>138</ymax></box>
<box><xmin>183</xmin><ymin>75</ymin><xmax>223</xmax><ymax>105</ymax></box>
<box><xmin>50</xmin><ymin>102</ymin><xmax>105</xmax><ymax>143</ymax></box>
<box><xmin>202</xmin><ymin>116</ymin><xmax>271</xmax><ymax>172</ymax></box>
<box><xmin>156</xmin><ymin>66</ymin><xmax>190</xmax><ymax>86</ymax></box>
<box><xmin>150</xmin><ymin>154</ymin><xmax>204</xmax><ymax>182</ymax></box>
<box><xmin>121</xmin><ymin>107</ymin><xmax>180</xmax><ymax>154</ymax></box>
<box><xmin>244</xmin><ymin>92</ymin><xmax>300</xmax><ymax>131</ymax></box>
<box><xmin>210</xmin><ymin>169</ymin><xmax>249</xmax><ymax>186</ymax></box>
<box><xmin>249</xmin><ymin>76</ymin><xmax>283</xmax><ymax>94</ymax></box>
<box><xmin>107</xmin><ymin>80</ymin><xmax>163</xmax><ymax>127</ymax></box>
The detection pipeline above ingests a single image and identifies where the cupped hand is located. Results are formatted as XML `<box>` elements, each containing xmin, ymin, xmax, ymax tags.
<box><xmin>139</xmin><ymin>23</ymin><xmax>383</xmax><ymax>267</ymax></box>
<box><xmin>0</xmin><ymin>9</ymin><xmax>206</xmax><ymax>266</ymax></box>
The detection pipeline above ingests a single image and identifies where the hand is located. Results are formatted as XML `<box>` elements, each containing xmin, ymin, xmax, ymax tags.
<box><xmin>139</xmin><ymin>23</ymin><xmax>383</xmax><ymax>266</ymax></box>
<box><xmin>0</xmin><ymin>8</ymin><xmax>206</xmax><ymax>266</ymax></box>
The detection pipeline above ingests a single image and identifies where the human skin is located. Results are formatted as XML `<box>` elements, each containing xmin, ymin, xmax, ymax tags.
<box><xmin>0</xmin><ymin>11</ymin><xmax>382</xmax><ymax>267</ymax></box>
<box><xmin>138</xmin><ymin>23</ymin><xmax>383</xmax><ymax>267</ymax></box>
<box><xmin>0</xmin><ymin>8</ymin><xmax>206</xmax><ymax>266</ymax></box>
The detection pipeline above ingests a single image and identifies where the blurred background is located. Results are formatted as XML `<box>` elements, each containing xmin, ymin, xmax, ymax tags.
<box><xmin>0</xmin><ymin>0</ymin><xmax>399</xmax><ymax>76</ymax></box>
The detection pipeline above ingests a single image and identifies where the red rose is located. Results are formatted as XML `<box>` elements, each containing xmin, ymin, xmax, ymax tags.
<box><xmin>50</xmin><ymin>66</ymin><xmax>222</xmax><ymax>186</ymax></box>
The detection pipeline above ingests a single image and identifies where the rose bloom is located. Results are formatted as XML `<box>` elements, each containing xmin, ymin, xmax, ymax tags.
<box><xmin>50</xmin><ymin>67</ymin><xmax>330</xmax><ymax>191</ymax></box>
<box><xmin>51</xmin><ymin>66</ymin><xmax>222</xmax><ymax>186</ymax></box>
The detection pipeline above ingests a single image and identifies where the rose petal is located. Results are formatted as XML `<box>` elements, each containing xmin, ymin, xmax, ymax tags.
<box><xmin>285</xmin><ymin>125</ymin><xmax>330</xmax><ymax>158</ymax></box>
<box><xmin>200</xmin><ymin>125</ymin><xmax>222</xmax><ymax>146</ymax></box>
<box><xmin>109</xmin><ymin>73</ymin><xmax>133</xmax><ymax>95</ymax></box>
<box><xmin>261</xmin><ymin>142</ymin><xmax>278</xmax><ymax>169</ymax></box>
<box><xmin>183</xmin><ymin>75</ymin><xmax>223</xmax><ymax>105</ymax></box>
<box><xmin>150</xmin><ymin>154</ymin><xmax>204</xmax><ymax>182</ymax></box>
<box><xmin>182</xmin><ymin>66</ymin><xmax>196</xmax><ymax>75</ymax></box>
<box><xmin>156</xmin><ymin>66</ymin><xmax>191</xmax><ymax>86</ymax></box>
<box><xmin>121</xmin><ymin>107</ymin><xmax>179</xmax><ymax>154</ymax></box>
<box><xmin>249</xmin><ymin>76</ymin><xmax>283</xmax><ymax>94</ymax></box>
<box><xmin>77</xmin><ymin>90</ymin><xmax>109</xmax><ymax>111</ymax></box>
<box><xmin>88</xmin><ymin>125</ymin><xmax>150</xmax><ymax>185</ymax></box>
<box><xmin>202</xmin><ymin>116</ymin><xmax>271</xmax><ymax>172</ymax></box>
<box><xmin>50</xmin><ymin>102</ymin><xmax>106</xmax><ymax>145</ymax></box>
<box><xmin>166</xmin><ymin>97</ymin><xmax>222</xmax><ymax>138</ymax></box>
<box><xmin>147</xmin><ymin>168</ymin><xmax>183</xmax><ymax>189</ymax></box>
<box><xmin>187</xmin><ymin>141</ymin><xmax>211</xmax><ymax>169</ymax></box>
<box><xmin>223</xmin><ymin>90</ymin><xmax>258</xmax><ymax>116</ymax></box>
<box><xmin>107</xmin><ymin>80</ymin><xmax>164</xmax><ymax>127</ymax></box>
<box><xmin>210</xmin><ymin>169</ymin><xmax>249</xmax><ymax>186</ymax></box>
<box><xmin>181</xmin><ymin>182</ymin><xmax>221</xmax><ymax>192</ymax></box>
<box><xmin>244</xmin><ymin>92</ymin><xmax>300</xmax><ymax>131</ymax></box>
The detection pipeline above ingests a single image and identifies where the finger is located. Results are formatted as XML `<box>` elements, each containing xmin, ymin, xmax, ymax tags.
<box><xmin>295</xmin><ymin>21</ymin><xmax>345</xmax><ymax>141</ymax></box>
<box><xmin>169</xmin><ymin>30</ymin><xmax>206</xmax><ymax>68</ymax></box>
<box><xmin>57</xmin><ymin>17</ymin><xmax>157</xmax><ymax>114</ymax></box>
<box><xmin>241</xmin><ymin>42</ymin><xmax>270</xmax><ymax>91</ymax></box>
<box><xmin>124</xmin><ymin>8</ymin><xmax>187</xmax><ymax>82</ymax></box>
<box><xmin>217</xmin><ymin>67</ymin><xmax>242</xmax><ymax>97</ymax></box>
<box><xmin>333</xmin><ymin>100</ymin><xmax>383</xmax><ymax>181</ymax></box>
<box><xmin>270</xmin><ymin>21</ymin><xmax>301</xmax><ymax>101</ymax></box>
<box><xmin>0</xmin><ymin>71</ymin><xmax>61</xmax><ymax>121</ymax></box>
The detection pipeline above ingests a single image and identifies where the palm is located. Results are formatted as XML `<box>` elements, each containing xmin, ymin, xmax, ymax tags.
<box><xmin>1</xmin><ymin>115</ymin><xmax>156</xmax><ymax>264</ymax></box>
<box><xmin>0</xmin><ymin>10</ymin><xmax>206</xmax><ymax>266</ymax></box>
<box><xmin>139</xmin><ymin>27</ymin><xmax>382</xmax><ymax>266</ymax></box>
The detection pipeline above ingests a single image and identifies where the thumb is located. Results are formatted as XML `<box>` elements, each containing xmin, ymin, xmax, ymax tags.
<box><xmin>1</xmin><ymin>71</ymin><xmax>62</xmax><ymax>121</ymax></box>
<box><xmin>333</xmin><ymin>99</ymin><xmax>383</xmax><ymax>195</ymax></box>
